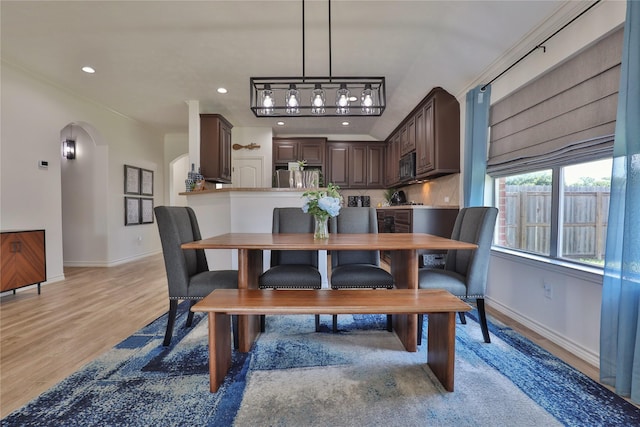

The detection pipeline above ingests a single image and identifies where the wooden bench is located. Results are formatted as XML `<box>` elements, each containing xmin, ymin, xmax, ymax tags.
<box><xmin>191</xmin><ymin>288</ymin><xmax>471</xmax><ymax>392</ymax></box>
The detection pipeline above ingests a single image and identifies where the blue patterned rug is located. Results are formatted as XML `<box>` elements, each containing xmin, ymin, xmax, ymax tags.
<box><xmin>3</xmin><ymin>303</ymin><xmax>639</xmax><ymax>426</ymax></box>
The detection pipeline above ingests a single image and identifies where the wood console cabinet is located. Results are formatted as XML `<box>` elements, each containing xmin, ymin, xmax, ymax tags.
<box><xmin>326</xmin><ymin>141</ymin><xmax>385</xmax><ymax>189</ymax></box>
<box><xmin>1</xmin><ymin>230</ymin><xmax>46</xmax><ymax>294</ymax></box>
<box><xmin>200</xmin><ymin>114</ymin><xmax>232</xmax><ymax>183</ymax></box>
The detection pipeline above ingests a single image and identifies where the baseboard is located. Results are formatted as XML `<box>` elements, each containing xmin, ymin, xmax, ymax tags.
<box><xmin>486</xmin><ymin>297</ymin><xmax>599</xmax><ymax>368</ymax></box>
<box><xmin>63</xmin><ymin>250</ymin><xmax>161</xmax><ymax>268</ymax></box>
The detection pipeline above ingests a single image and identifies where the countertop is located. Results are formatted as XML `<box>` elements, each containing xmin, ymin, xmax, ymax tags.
<box><xmin>180</xmin><ymin>187</ymin><xmax>316</xmax><ymax>196</ymax></box>
<box><xmin>376</xmin><ymin>205</ymin><xmax>459</xmax><ymax>210</ymax></box>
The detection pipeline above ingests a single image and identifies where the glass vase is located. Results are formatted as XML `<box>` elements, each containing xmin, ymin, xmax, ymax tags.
<box><xmin>314</xmin><ymin>216</ymin><xmax>329</xmax><ymax>240</ymax></box>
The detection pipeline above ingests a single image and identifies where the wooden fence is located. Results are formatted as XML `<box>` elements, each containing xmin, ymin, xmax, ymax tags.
<box><xmin>500</xmin><ymin>185</ymin><xmax>610</xmax><ymax>261</ymax></box>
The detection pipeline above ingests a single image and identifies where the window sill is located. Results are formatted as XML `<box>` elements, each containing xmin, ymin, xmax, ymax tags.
<box><xmin>490</xmin><ymin>246</ymin><xmax>604</xmax><ymax>284</ymax></box>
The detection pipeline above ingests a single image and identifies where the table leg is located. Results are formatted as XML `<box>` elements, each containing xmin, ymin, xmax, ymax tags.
<box><xmin>237</xmin><ymin>248</ymin><xmax>262</xmax><ymax>352</ymax></box>
<box><xmin>426</xmin><ymin>311</ymin><xmax>456</xmax><ymax>392</ymax></box>
<box><xmin>390</xmin><ymin>249</ymin><xmax>418</xmax><ymax>352</ymax></box>
<box><xmin>208</xmin><ymin>312</ymin><xmax>232</xmax><ymax>392</ymax></box>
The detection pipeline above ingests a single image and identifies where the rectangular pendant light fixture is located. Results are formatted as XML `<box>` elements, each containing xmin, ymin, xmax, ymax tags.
<box><xmin>249</xmin><ymin>0</ymin><xmax>385</xmax><ymax>118</ymax></box>
<box><xmin>250</xmin><ymin>77</ymin><xmax>385</xmax><ymax>117</ymax></box>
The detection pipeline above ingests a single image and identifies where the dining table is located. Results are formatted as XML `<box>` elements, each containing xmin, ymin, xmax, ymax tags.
<box><xmin>182</xmin><ymin>232</ymin><xmax>477</xmax><ymax>353</ymax></box>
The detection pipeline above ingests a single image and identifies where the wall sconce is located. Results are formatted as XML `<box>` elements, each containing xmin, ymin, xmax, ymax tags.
<box><xmin>63</xmin><ymin>139</ymin><xmax>76</xmax><ymax>160</ymax></box>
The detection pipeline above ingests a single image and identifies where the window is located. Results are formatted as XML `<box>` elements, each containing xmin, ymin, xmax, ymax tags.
<box><xmin>560</xmin><ymin>159</ymin><xmax>611</xmax><ymax>266</ymax></box>
<box><xmin>493</xmin><ymin>158</ymin><xmax>612</xmax><ymax>267</ymax></box>
<box><xmin>495</xmin><ymin>170</ymin><xmax>552</xmax><ymax>256</ymax></box>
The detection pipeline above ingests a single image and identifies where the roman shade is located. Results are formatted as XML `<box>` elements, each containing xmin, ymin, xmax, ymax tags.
<box><xmin>487</xmin><ymin>28</ymin><xmax>623</xmax><ymax>176</ymax></box>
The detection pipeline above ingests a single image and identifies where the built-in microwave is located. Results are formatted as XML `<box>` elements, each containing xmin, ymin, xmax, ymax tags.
<box><xmin>399</xmin><ymin>152</ymin><xmax>416</xmax><ymax>182</ymax></box>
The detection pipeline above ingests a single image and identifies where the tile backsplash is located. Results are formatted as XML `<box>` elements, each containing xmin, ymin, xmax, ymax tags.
<box><xmin>339</xmin><ymin>173</ymin><xmax>460</xmax><ymax>207</ymax></box>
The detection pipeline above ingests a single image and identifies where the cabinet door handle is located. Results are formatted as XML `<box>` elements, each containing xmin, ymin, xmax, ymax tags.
<box><xmin>11</xmin><ymin>241</ymin><xmax>22</xmax><ymax>253</ymax></box>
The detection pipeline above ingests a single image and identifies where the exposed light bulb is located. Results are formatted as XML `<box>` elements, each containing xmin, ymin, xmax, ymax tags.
<box><xmin>311</xmin><ymin>84</ymin><xmax>326</xmax><ymax>115</ymax></box>
<box><xmin>285</xmin><ymin>84</ymin><xmax>300</xmax><ymax>114</ymax></box>
<box><xmin>361</xmin><ymin>84</ymin><xmax>376</xmax><ymax>114</ymax></box>
<box><xmin>336</xmin><ymin>84</ymin><xmax>350</xmax><ymax>115</ymax></box>
<box><xmin>261</xmin><ymin>84</ymin><xmax>274</xmax><ymax>115</ymax></box>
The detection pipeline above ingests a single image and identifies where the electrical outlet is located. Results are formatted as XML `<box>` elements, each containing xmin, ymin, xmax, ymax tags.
<box><xmin>543</xmin><ymin>282</ymin><xmax>553</xmax><ymax>299</ymax></box>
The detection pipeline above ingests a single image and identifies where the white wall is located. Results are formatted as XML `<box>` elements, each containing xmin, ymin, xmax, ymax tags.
<box><xmin>1</xmin><ymin>61</ymin><xmax>166</xmax><ymax>282</ymax></box>
<box><xmin>231</xmin><ymin>127</ymin><xmax>273</xmax><ymax>187</ymax></box>
<box><xmin>483</xmin><ymin>0</ymin><xmax>626</xmax><ymax>366</ymax></box>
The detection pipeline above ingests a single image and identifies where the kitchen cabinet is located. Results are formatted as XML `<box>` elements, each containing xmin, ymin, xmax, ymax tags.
<box><xmin>200</xmin><ymin>114</ymin><xmax>233</xmax><ymax>183</ymax></box>
<box><xmin>384</xmin><ymin>132</ymin><xmax>401</xmax><ymax>187</ymax></box>
<box><xmin>1</xmin><ymin>230</ymin><xmax>46</xmax><ymax>294</ymax></box>
<box><xmin>325</xmin><ymin>142</ymin><xmax>349</xmax><ymax>187</ymax></box>
<box><xmin>384</xmin><ymin>86</ymin><xmax>459</xmax><ymax>185</ymax></box>
<box><xmin>415</xmin><ymin>88</ymin><xmax>459</xmax><ymax>179</ymax></box>
<box><xmin>272</xmin><ymin>138</ymin><xmax>326</xmax><ymax>171</ymax></box>
<box><xmin>326</xmin><ymin>142</ymin><xmax>385</xmax><ymax>189</ymax></box>
<box><xmin>376</xmin><ymin>208</ymin><xmax>458</xmax><ymax>265</ymax></box>
<box><xmin>415</xmin><ymin>100</ymin><xmax>434</xmax><ymax>174</ymax></box>
<box><xmin>400</xmin><ymin>116</ymin><xmax>416</xmax><ymax>156</ymax></box>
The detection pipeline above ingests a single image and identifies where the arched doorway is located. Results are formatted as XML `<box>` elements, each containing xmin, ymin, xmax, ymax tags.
<box><xmin>60</xmin><ymin>122</ymin><xmax>108</xmax><ymax>266</ymax></box>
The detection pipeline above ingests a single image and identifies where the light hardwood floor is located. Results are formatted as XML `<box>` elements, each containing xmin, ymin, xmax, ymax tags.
<box><xmin>0</xmin><ymin>254</ymin><xmax>604</xmax><ymax>416</ymax></box>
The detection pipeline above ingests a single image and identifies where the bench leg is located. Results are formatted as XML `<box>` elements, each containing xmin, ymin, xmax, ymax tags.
<box><xmin>208</xmin><ymin>312</ymin><xmax>232</xmax><ymax>393</ymax></box>
<box><xmin>426</xmin><ymin>311</ymin><xmax>457</xmax><ymax>392</ymax></box>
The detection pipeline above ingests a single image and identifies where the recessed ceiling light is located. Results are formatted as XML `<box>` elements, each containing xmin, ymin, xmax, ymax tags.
<box><xmin>341</xmin><ymin>121</ymin><xmax>350</xmax><ymax>126</ymax></box>
<box><xmin>217</xmin><ymin>87</ymin><xmax>228</xmax><ymax>94</ymax></box>
<box><xmin>81</xmin><ymin>66</ymin><xmax>95</xmax><ymax>74</ymax></box>
<box><xmin>276</xmin><ymin>121</ymin><xmax>285</xmax><ymax>126</ymax></box>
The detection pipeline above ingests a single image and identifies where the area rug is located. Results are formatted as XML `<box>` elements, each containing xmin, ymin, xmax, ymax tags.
<box><xmin>3</xmin><ymin>304</ymin><xmax>639</xmax><ymax>426</ymax></box>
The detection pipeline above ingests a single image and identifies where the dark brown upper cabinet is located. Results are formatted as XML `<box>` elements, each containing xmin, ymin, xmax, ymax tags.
<box><xmin>385</xmin><ymin>87</ymin><xmax>460</xmax><ymax>185</ymax></box>
<box><xmin>272</xmin><ymin>138</ymin><xmax>326</xmax><ymax>172</ymax></box>
<box><xmin>200</xmin><ymin>114</ymin><xmax>232</xmax><ymax>183</ymax></box>
<box><xmin>326</xmin><ymin>141</ymin><xmax>385</xmax><ymax>189</ymax></box>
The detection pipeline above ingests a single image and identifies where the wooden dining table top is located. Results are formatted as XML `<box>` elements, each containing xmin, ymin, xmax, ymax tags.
<box><xmin>181</xmin><ymin>232</ymin><xmax>478</xmax><ymax>251</ymax></box>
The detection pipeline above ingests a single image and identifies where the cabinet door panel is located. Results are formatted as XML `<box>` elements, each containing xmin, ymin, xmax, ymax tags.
<box><xmin>326</xmin><ymin>144</ymin><xmax>349</xmax><ymax>187</ymax></box>
<box><xmin>349</xmin><ymin>145</ymin><xmax>367</xmax><ymax>188</ymax></box>
<box><xmin>220</xmin><ymin>124</ymin><xmax>232</xmax><ymax>181</ymax></box>
<box><xmin>367</xmin><ymin>145</ymin><xmax>384</xmax><ymax>188</ymax></box>
<box><xmin>274</xmin><ymin>142</ymin><xmax>297</xmax><ymax>163</ymax></box>
<box><xmin>416</xmin><ymin>100</ymin><xmax>435</xmax><ymax>174</ymax></box>
<box><xmin>385</xmin><ymin>133</ymin><xmax>401</xmax><ymax>187</ymax></box>
<box><xmin>300</xmin><ymin>143</ymin><xmax>324</xmax><ymax>164</ymax></box>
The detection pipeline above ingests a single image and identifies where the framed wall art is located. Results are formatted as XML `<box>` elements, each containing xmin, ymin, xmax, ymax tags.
<box><xmin>141</xmin><ymin>168</ymin><xmax>154</xmax><ymax>196</ymax></box>
<box><xmin>124</xmin><ymin>165</ymin><xmax>141</xmax><ymax>195</ymax></box>
<box><xmin>140</xmin><ymin>198</ymin><xmax>154</xmax><ymax>224</ymax></box>
<box><xmin>125</xmin><ymin>197</ymin><xmax>141</xmax><ymax>226</ymax></box>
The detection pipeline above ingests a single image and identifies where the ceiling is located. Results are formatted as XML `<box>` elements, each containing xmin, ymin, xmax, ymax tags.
<box><xmin>1</xmin><ymin>1</ymin><xmax>581</xmax><ymax>140</ymax></box>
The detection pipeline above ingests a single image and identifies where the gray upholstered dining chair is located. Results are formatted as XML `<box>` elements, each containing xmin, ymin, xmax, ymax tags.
<box><xmin>155</xmin><ymin>206</ymin><xmax>238</xmax><ymax>347</ymax></box>
<box><xmin>259</xmin><ymin>207</ymin><xmax>322</xmax><ymax>331</ymax></box>
<box><xmin>417</xmin><ymin>206</ymin><xmax>498</xmax><ymax>344</ymax></box>
<box><xmin>330</xmin><ymin>207</ymin><xmax>394</xmax><ymax>332</ymax></box>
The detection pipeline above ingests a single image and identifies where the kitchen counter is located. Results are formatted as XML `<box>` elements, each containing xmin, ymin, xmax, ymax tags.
<box><xmin>179</xmin><ymin>187</ymin><xmax>317</xmax><ymax>196</ymax></box>
<box><xmin>377</xmin><ymin>205</ymin><xmax>459</xmax><ymax>210</ymax></box>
